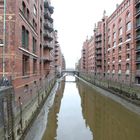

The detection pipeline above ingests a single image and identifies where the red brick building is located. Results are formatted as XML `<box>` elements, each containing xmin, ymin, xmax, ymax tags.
<box><xmin>94</xmin><ymin>15</ymin><xmax>108</xmax><ymax>78</ymax></box>
<box><xmin>81</xmin><ymin>39</ymin><xmax>88</xmax><ymax>72</ymax></box>
<box><xmin>54</xmin><ymin>30</ymin><xmax>65</xmax><ymax>75</ymax></box>
<box><xmin>79</xmin><ymin>0</ymin><xmax>140</xmax><ymax>84</ymax></box>
<box><xmin>106</xmin><ymin>0</ymin><xmax>135</xmax><ymax>84</ymax></box>
<box><xmin>87</xmin><ymin>36</ymin><xmax>95</xmax><ymax>73</ymax></box>
<box><xmin>0</xmin><ymin>0</ymin><xmax>56</xmax><ymax>106</ymax></box>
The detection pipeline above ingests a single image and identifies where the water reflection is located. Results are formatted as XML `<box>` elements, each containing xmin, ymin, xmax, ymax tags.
<box><xmin>42</xmin><ymin>80</ymin><xmax>65</xmax><ymax>140</ymax></box>
<box><xmin>77</xmin><ymin>80</ymin><xmax>140</xmax><ymax>140</ymax></box>
<box><xmin>42</xmin><ymin>76</ymin><xmax>92</xmax><ymax>140</ymax></box>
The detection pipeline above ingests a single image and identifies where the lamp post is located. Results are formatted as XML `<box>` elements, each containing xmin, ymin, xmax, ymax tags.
<box><xmin>0</xmin><ymin>0</ymin><xmax>9</xmax><ymax>86</ymax></box>
<box><xmin>2</xmin><ymin>0</ymin><xmax>6</xmax><ymax>77</ymax></box>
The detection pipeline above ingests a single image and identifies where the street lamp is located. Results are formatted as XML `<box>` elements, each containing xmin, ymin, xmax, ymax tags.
<box><xmin>2</xmin><ymin>0</ymin><xmax>6</xmax><ymax>77</ymax></box>
<box><xmin>0</xmin><ymin>0</ymin><xmax>10</xmax><ymax>86</ymax></box>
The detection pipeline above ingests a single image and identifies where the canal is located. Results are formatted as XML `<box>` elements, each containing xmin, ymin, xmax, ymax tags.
<box><xmin>25</xmin><ymin>76</ymin><xmax>140</xmax><ymax>140</ymax></box>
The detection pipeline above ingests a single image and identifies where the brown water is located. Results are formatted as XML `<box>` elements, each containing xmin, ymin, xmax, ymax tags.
<box><xmin>25</xmin><ymin>76</ymin><xmax>140</xmax><ymax>140</ymax></box>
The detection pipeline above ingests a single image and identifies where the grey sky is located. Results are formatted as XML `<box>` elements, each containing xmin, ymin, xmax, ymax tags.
<box><xmin>51</xmin><ymin>0</ymin><xmax>123</xmax><ymax>68</ymax></box>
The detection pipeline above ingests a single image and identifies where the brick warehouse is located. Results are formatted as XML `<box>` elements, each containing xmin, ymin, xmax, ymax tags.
<box><xmin>80</xmin><ymin>0</ymin><xmax>140</xmax><ymax>85</ymax></box>
<box><xmin>0</xmin><ymin>0</ymin><xmax>65</xmax><ymax>108</ymax></box>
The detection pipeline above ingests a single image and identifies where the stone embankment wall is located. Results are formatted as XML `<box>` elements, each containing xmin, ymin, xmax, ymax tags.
<box><xmin>0</xmin><ymin>76</ymin><xmax>56</xmax><ymax>140</ymax></box>
<box><xmin>79</xmin><ymin>73</ymin><xmax>140</xmax><ymax>106</ymax></box>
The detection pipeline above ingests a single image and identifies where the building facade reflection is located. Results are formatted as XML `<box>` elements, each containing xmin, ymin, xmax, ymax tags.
<box><xmin>42</xmin><ymin>80</ymin><xmax>65</xmax><ymax>140</ymax></box>
<box><xmin>77</xmin><ymin>81</ymin><xmax>140</xmax><ymax>140</ymax></box>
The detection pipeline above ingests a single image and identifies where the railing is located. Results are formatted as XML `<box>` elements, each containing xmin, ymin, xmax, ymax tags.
<box><xmin>79</xmin><ymin>72</ymin><xmax>140</xmax><ymax>105</ymax></box>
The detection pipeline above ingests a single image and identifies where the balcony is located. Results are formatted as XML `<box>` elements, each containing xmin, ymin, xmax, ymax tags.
<box><xmin>96</xmin><ymin>56</ymin><xmax>102</xmax><ymax>60</ymax></box>
<box><xmin>43</xmin><ymin>31</ymin><xmax>53</xmax><ymax>41</ymax></box>
<box><xmin>95</xmin><ymin>38</ymin><xmax>102</xmax><ymax>43</ymax></box>
<box><xmin>55</xmin><ymin>54</ymin><xmax>58</xmax><ymax>57</ymax></box>
<box><xmin>136</xmin><ymin>34</ymin><xmax>140</xmax><ymax>41</ymax></box>
<box><xmin>44</xmin><ymin>23</ymin><xmax>53</xmax><ymax>33</ymax></box>
<box><xmin>42</xmin><ymin>56</ymin><xmax>52</xmax><ymax>63</ymax></box>
<box><xmin>136</xmin><ymin>45</ymin><xmax>140</xmax><ymax>52</ymax></box>
<box><xmin>95</xmin><ymin>33</ymin><xmax>102</xmax><ymax>38</ymax></box>
<box><xmin>96</xmin><ymin>45</ymin><xmax>102</xmax><ymax>49</ymax></box>
<box><xmin>136</xmin><ymin>9</ymin><xmax>140</xmax><ymax>17</ymax></box>
<box><xmin>136</xmin><ymin>69</ymin><xmax>140</xmax><ymax>76</ymax></box>
<box><xmin>44</xmin><ymin>11</ymin><xmax>50</xmax><ymax>19</ymax></box>
<box><xmin>96</xmin><ymin>61</ymin><xmax>102</xmax><ymax>66</ymax></box>
<box><xmin>43</xmin><ymin>44</ymin><xmax>53</xmax><ymax>50</ymax></box>
<box><xmin>135</xmin><ymin>0</ymin><xmax>140</xmax><ymax>5</ymax></box>
<box><xmin>136</xmin><ymin>57</ymin><xmax>140</xmax><ymax>63</ymax></box>
<box><xmin>136</xmin><ymin>23</ymin><xmax>140</xmax><ymax>31</ymax></box>
<box><xmin>44</xmin><ymin>1</ymin><xmax>49</xmax><ymax>8</ymax></box>
<box><xmin>96</xmin><ymin>50</ymin><xmax>102</xmax><ymax>55</ymax></box>
<box><xmin>48</xmin><ymin>6</ymin><xmax>54</xmax><ymax>14</ymax></box>
<box><xmin>44</xmin><ymin>12</ymin><xmax>53</xmax><ymax>23</ymax></box>
<box><xmin>55</xmin><ymin>43</ymin><xmax>59</xmax><ymax>48</ymax></box>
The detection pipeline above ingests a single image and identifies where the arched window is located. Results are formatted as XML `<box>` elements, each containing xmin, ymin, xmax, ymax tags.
<box><xmin>118</xmin><ymin>18</ymin><xmax>122</xmax><ymax>25</ymax></box>
<box><xmin>22</xmin><ymin>1</ymin><xmax>26</xmax><ymax>14</ymax></box>
<box><xmin>113</xmin><ymin>24</ymin><xmax>115</xmax><ymax>30</ymax></box>
<box><xmin>126</xmin><ymin>63</ymin><xmax>130</xmax><ymax>70</ymax></box>
<box><xmin>126</xmin><ymin>11</ymin><xmax>130</xmax><ymax>20</ymax></box>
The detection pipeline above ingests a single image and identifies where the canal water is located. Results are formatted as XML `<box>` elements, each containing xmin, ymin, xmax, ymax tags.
<box><xmin>25</xmin><ymin>76</ymin><xmax>140</xmax><ymax>140</ymax></box>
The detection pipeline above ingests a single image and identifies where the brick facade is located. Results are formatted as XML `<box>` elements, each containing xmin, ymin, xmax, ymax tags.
<box><xmin>79</xmin><ymin>0</ymin><xmax>140</xmax><ymax>85</ymax></box>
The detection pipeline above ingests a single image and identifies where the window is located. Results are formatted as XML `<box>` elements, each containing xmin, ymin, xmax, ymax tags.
<box><xmin>126</xmin><ymin>33</ymin><xmax>131</xmax><ymax>40</ymax></box>
<box><xmin>22</xmin><ymin>1</ymin><xmax>26</xmax><ymax>14</ymax></box>
<box><xmin>118</xmin><ymin>18</ymin><xmax>122</xmax><ymax>25</ymax></box>
<box><xmin>126</xmin><ymin>43</ymin><xmax>130</xmax><ymax>50</ymax></box>
<box><xmin>33</xmin><ymin>59</ymin><xmax>37</xmax><ymax>74</ymax></box>
<box><xmin>136</xmin><ymin>16</ymin><xmax>140</xmax><ymax>27</ymax></box>
<box><xmin>136</xmin><ymin>64</ymin><xmax>140</xmax><ymax>70</ymax></box>
<box><xmin>136</xmin><ymin>29</ymin><xmax>140</xmax><ymax>38</ymax></box>
<box><xmin>136</xmin><ymin>4</ymin><xmax>140</xmax><ymax>14</ymax></box>
<box><xmin>136</xmin><ymin>41</ymin><xmax>140</xmax><ymax>50</ymax></box>
<box><xmin>113</xmin><ymin>49</ymin><xmax>115</xmax><ymax>53</ymax></box>
<box><xmin>118</xmin><ymin>38</ymin><xmax>122</xmax><ymax>44</ymax></box>
<box><xmin>26</xmin><ymin>30</ymin><xmax>29</xmax><ymax>49</ymax></box>
<box><xmin>113</xmin><ymin>57</ymin><xmax>115</xmax><ymax>61</ymax></box>
<box><xmin>113</xmin><ymin>24</ymin><xmax>115</xmax><ymax>30</ymax></box>
<box><xmin>108</xmin><ymin>65</ymin><xmax>110</xmax><ymax>70</ymax></box>
<box><xmin>113</xmin><ymin>41</ymin><xmax>116</xmax><ymax>47</ymax></box>
<box><xmin>22</xmin><ymin>26</ymin><xmax>29</xmax><ymax>49</ymax></box>
<box><xmin>119</xmin><ymin>27</ymin><xmax>122</xmax><ymax>36</ymax></box>
<box><xmin>33</xmin><ymin>5</ymin><xmax>37</xmax><ymax>16</ymax></box>
<box><xmin>113</xmin><ymin>32</ymin><xmax>116</xmax><ymax>39</ymax></box>
<box><xmin>126</xmin><ymin>12</ymin><xmax>130</xmax><ymax>19</ymax></box>
<box><xmin>127</xmin><ymin>53</ymin><xmax>130</xmax><ymax>59</ymax></box>
<box><xmin>126</xmin><ymin>63</ymin><xmax>130</xmax><ymax>70</ymax></box>
<box><xmin>33</xmin><ymin>19</ymin><xmax>37</xmax><ymax>30</ymax></box>
<box><xmin>119</xmin><ymin>46</ymin><xmax>121</xmax><ymax>52</ymax></box>
<box><xmin>119</xmin><ymin>55</ymin><xmax>121</xmax><ymax>61</ymax></box>
<box><xmin>27</xmin><ymin>9</ymin><xmax>30</xmax><ymax>19</ymax></box>
<box><xmin>22</xmin><ymin>55</ymin><xmax>29</xmax><ymax>76</ymax></box>
<box><xmin>118</xmin><ymin>64</ymin><xmax>121</xmax><ymax>70</ymax></box>
<box><xmin>22</xmin><ymin>26</ymin><xmax>26</xmax><ymax>47</ymax></box>
<box><xmin>126</xmin><ymin>22</ymin><xmax>131</xmax><ymax>31</ymax></box>
<box><xmin>112</xmin><ymin>65</ymin><xmax>115</xmax><ymax>70</ymax></box>
<box><xmin>33</xmin><ymin>37</ymin><xmax>37</xmax><ymax>53</ymax></box>
<box><xmin>108</xmin><ymin>36</ymin><xmax>110</xmax><ymax>43</ymax></box>
<box><xmin>136</xmin><ymin>52</ymin><xmax>140</xmax><ymax>61</ymax></box>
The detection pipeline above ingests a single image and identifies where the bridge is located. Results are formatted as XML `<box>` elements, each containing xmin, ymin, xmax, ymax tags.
<box><xmin>61</xmin><ymin>69</ymin><xmax>79</xmax><ymax>76</ymax></box>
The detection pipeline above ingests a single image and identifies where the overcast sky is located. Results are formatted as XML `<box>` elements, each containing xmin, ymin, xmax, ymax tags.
<box><xmin>51</xmin><ymin>0</ymin><xmax>123</xmax><ymax>69</ymax></box>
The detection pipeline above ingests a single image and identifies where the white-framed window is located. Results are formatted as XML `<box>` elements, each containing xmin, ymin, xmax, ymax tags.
<box><xmin>119</xmin><ymin>27</ymin><xmax>122</xmax><ymax>36</ymax></box>
<box><xmin>33</xmin><ymin>5</ymin><xmax>37</xmax><ymax>16</ymax></box>
<box><xmin>126</xmin><ymin>22</ymin><xmax>131</xmax><ymax>31</ymax></box>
